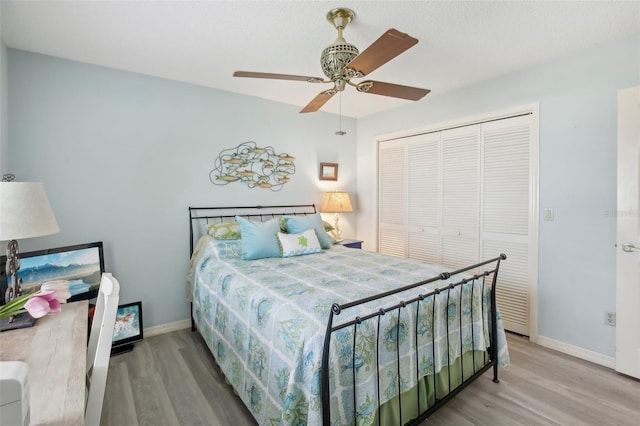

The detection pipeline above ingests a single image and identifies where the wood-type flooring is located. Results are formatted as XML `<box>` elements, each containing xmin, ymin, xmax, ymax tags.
<box><xmin>101</xmin><ymin>329</ymin><xmax>640</xmax><ymax>426</ymax></box>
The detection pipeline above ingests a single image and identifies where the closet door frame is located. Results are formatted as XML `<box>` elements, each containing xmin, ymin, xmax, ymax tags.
<box><xmin>376</xmin><ymin>103</ymin><xmax>539</xmax><ymax>340</ymax></box>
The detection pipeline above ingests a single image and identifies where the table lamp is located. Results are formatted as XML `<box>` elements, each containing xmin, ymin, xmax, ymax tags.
<box><xmin>0</xmin><ymin>175</ymin><xmax>59</xmax><ymax>329</ymax></box>
<box><xmin>320</xmin><ymin>191</ymin><xmax>353</xmax><ymax>241</ymax></box>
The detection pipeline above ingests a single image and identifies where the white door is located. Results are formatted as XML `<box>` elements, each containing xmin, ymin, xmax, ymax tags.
<box><xmin>379</xmin><ymin>139</ymin><xmax>406</xmax><ymax>257</ymax></box>
<box><xmin>481</xmin><ymin>115</ymin><xmax>536</xmax><ymax>336</ymax></box>
<box><xmin>407</xmin><ymin>133</ymin><xmax>440</xmax><ymax>263</ymax></box>
<box><xmin>616</xmin><ymin>86</ymin><xmax>640</xmax><ymax>378</ymax></box>
<box><xmin>378</xmin><ymin>108</ymin><xmax>538</xmax><ymax>337</ymax></box>
<box><xmin>440</xmin><ymin>125</ymin><xmax>480</xmax><ymax>270</ymax></box>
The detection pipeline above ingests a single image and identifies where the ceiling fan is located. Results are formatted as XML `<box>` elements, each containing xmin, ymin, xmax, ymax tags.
<box><xmin>233</xmin><ymin>8</ymin><xmax>431</xmax><ymax>113</ymax></box>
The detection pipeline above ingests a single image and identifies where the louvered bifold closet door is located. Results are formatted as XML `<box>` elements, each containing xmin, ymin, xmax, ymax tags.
<box><xmin>379</xmin><ymin>140</ymin><xmax>407</xmax><ymax>257</ymax></box>
<box><xmin>407</xmin><ymin>134</ymin><xmax>440</xmax><ymax>263</ymax></box>
<box><xmin>440</xmin><ymin>125</ymin><xmax>481</xmax><ymax>270</ymax></box>
<box><xmin>481</xmin><ymin>115</ymin><xmax>533</xmax><ymax>335</ymax></box>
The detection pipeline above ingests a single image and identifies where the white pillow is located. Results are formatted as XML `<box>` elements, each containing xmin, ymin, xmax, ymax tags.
<box><xmin>277</xmin><ymin>229</ymin><xmax>322</xmax><ymax>257</ymax></box>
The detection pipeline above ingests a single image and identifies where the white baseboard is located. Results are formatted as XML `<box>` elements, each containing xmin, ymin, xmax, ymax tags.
<box><xmin>144</xmin><ymin>319</ymin><xmax>191</xmax><ymax>338</ymax></box>
<box><xmin>143</xmin><ymin>323</ymin><xmax>617</xmax><ymax>369</ymax></box>
<box><xmin>536</xmin><ymin>335</ymin><xmax>615</xmax><ymax>369</ymax></box>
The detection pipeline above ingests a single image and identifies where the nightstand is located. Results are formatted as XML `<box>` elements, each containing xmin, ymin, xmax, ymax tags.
<box><xmin>339</xmin><ymin>239</ymin><xmax>363</xmax><ymax>249</ymax></box>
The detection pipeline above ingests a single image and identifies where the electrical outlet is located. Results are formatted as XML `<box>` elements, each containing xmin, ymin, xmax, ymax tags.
<box><xmin>604</xmin><ymin>311</ymin><xmax>616</xmax><ymax>327</ymax></box>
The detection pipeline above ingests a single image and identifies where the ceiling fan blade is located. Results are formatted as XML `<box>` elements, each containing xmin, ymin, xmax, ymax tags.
<box><xmin>359</xmin><ymin>81</ymin><xmax>430</xmax><ymax>101</ymax></box>
<box><xmin>345</xmin><ymin>29</ymin><xmax>418</xmax><ymax>77</ymax></box>
<box><xmin>233</xmin><ymin>71</ymin><xmax>324</xmax><ymax>83</ymax></box>
<box><xmin>300</xmin><ymin>91</ymin><xmax>336</xmax><ymax>113</ymax></box>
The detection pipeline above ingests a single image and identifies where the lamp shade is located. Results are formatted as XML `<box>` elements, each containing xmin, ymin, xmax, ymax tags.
<box><xmin>0</xmin><ymin>182</ymin><xmax>60</xmax><ymax>241</ymax></box>
<box><xmin>320</xmin><ymin>191</ymin><xmax>353</xmax><ymax>213</ymax></box>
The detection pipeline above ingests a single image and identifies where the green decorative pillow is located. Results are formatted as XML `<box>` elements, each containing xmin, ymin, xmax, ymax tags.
<box><xmin>277</xmin><ymin>229</ymin><xmax>322</xmax><ymax>257</ymax></box>
<box><xmin>284</xmin><ymin>213</ymin><xmax>332</xmax><ymax>249</ymax></box>
<box><xmin>322</xmin><ymin>220</ymin><xmax>335</xmax><ymax>232</ymax></box>
<box><xmin>235</xmin><ymin>216</ymin><xmax>281</xmax><ymax>260</ymax></box>
<box><xmin>207</xmin><ymin>222</ymin><xmax>241</xmax><ymax>240</ymax></box>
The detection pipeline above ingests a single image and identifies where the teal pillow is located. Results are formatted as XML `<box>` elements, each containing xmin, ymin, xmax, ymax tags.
<box><xmin>235</xmin><ymin>216</ymin><xmax>281</xmax><ymax>260</ymax></box>
<box><xmin>284</xmin><ymin>213</ymin><xmax>332</xmax><ymax>249</ymax></box>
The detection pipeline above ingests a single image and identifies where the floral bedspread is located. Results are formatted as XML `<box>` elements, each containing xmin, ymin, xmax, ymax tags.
<box><xmin>190</xmin><ymin>239</ymin><xmax>509</xmax><ymax>425</ymax></box>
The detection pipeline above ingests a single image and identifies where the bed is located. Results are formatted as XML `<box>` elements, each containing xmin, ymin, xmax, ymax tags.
<box><xmin>187</xmin><ymin>204</ymin><xmax>509</xmax><ymax>425</ymax></box>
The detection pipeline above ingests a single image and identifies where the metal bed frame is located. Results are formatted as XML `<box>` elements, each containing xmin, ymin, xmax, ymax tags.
<box><xmin>320</xmin><ymin>253</ymin><xmax>506</xmax><ymax>426</ymax></box>
<box><xmin>188</xmin><ymin>204</ymin><xmax>506</xmax><ymax>426</ymax></box>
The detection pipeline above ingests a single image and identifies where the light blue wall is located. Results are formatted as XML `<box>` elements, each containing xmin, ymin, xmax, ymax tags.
<box><xmin>7</xmin><ymin>49</ymin><xmax>357</xmax><ymax>328</ymax></box>
<box><xmin>356</xmin><ymin>36</ymin><xmax>640</xmax><ymax>357</ymax></box>
<box><xmin>0</xmin><ymin>34</ymin><xmax>7</xmax><ymax>174</ymax></box>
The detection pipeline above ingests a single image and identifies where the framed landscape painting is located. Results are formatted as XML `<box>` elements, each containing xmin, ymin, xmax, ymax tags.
<box><xmin>319</xmin><ymin>162</ymin><xmax>338</xmax><ymax>181</ymax></box>
<box><xmin>0</xmin><ymin>241</ymin><xmax>105</xmax><ymax>304</ymax></box>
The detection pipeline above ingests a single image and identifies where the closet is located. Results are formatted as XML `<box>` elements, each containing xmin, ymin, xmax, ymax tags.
<box><xmin>378</xmin><ymin>111</ymin><xmax>538</xmax><ymax>336</ymax></box>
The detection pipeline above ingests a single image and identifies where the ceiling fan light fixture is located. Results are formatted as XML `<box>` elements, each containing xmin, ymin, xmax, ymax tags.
<box><xmin>334</xmin><ymin>79</ymin><xmax>347</xmax><ymax>91</ymax></box>
<box><xmin>321</xmin><ymin>41</ymin><xmax>359</xmax><ymax>80</ymax></box>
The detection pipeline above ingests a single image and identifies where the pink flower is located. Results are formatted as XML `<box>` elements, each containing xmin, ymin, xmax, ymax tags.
<box><xmin>0</xmin><ymin>280</ymin><xmax>70</xmax><ymax>320</ymax></box>
<box><xmin>24</xmin><ymin>290</ymin><xmax>61</xmax><ymax>319</ymax></box>
<box><xmin>40</xmin><ymin>280</ymin><xmax>71</xmax><ymax>304</ymax></box>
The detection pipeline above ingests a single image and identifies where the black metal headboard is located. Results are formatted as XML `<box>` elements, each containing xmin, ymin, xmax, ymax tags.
<box><xmin>188</xmin><ymin>204</ymin><xmax>317</xmax><ymax>256</ymax></box>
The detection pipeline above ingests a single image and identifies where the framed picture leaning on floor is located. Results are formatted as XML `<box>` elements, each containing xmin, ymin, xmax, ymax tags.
<box><xmin>111</xmin><ymin>301</ymin><xmax>143</xmax><ymax>355</ymax></box>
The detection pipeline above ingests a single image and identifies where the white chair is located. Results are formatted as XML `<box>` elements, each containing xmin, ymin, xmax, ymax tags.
<box><xmin>85</xmin><ymin>273</ymin><xmax>120</xmax><ymax>426</ymax></box>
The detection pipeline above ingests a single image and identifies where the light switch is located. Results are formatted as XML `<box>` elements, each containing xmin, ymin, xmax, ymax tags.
<box><xmin>544</xmin><ymin>208</ymin><xmax>554</xmax><ymax>221</ymax></box>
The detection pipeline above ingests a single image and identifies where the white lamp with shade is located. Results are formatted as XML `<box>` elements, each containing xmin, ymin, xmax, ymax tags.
<box><xmin>0</xmin><ymin>175</ymin><xmax>59</xmax><ymax>329</ymax></box>
<box><xmin>320</xmin><ymin>191</ymin><xmax>353</xmax><ymax>242</ymax></box>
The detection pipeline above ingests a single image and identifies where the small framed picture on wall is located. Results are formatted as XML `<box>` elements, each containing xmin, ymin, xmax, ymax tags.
<box><xmin>320</xmin><ymin>162</ymin><xmax>338</xmax><ymax>181</ymax></box>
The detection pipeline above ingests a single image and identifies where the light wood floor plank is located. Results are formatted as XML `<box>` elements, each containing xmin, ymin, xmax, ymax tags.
<box><xmin>178</xmin><ymin>334</ymin><xmax>255</xmax><ymax>425</ymax></box>
<box><xmin>149</xmin><ymin>331</ymin><xmax>221</xmax><ymax>425</ymax></box>
<box><xmin>101</xmin><ymin>361</ymin><xmax>138</xmax><ymax>425</ymax></box>
<box><xmin>132</xmin><ymin>371</ymin><xmax>181</xmax><ymax>426</ymax></box>
<box><xmin>101</xmin><ymin>330</ymin><xmax>640</xmax><ymax>426</ymax></box>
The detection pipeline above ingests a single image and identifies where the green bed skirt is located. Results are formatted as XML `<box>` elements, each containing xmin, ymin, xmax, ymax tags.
<box><xmin>373</xmin><ymin>350</ymin><xmax>491</xmax><ymax>426</ymax></box>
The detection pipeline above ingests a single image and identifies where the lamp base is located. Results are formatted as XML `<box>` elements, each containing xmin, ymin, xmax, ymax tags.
<box><xmin>333</xmin><ymin>213</ymin><xmax>343</xmax><ymax>242</ymax></box>
<box><xmin>0</xmin><ymin>313</ymin><xmax>36</xmax><ymax>332</ymax></box>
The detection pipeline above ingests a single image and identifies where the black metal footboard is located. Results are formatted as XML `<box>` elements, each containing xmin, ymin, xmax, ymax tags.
<box><xmin>321</xmin><ymin>254</ymin><xmax>506</xmax><ymax>426</ymax></box>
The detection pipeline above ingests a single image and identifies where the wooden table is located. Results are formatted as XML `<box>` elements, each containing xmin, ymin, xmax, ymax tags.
<box><xmin>0</xmin><ymin>300</ymin><xmax>88</xmax><ymax>425</ymax></box>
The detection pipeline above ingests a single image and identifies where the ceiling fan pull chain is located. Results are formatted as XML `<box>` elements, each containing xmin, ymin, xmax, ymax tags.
<box><xmin>336</xmin><ymin>92</ymin><xmax>347</xmax><ymax>136</ymax></box>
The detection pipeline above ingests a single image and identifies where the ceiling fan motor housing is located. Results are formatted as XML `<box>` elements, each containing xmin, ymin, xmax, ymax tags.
<box><xmin>321</xmin><ymin>7</ymin><xmax>359</xmax><ymax>82</ymax></box>
<box><xmin>321</xmin><ymin>41</ymin><xmax>359</xmax><ymax>81</ymax></box>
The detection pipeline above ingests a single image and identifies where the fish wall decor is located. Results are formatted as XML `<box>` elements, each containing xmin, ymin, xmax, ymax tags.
<box><xmin>209</xmin><ymin>141</ymin><xmax>296</xmax><ymax>191</ymax></box>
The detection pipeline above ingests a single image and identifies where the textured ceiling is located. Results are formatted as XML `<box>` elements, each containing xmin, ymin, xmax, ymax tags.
<box><xmin>2</xmin><ymin>1</ymin><xmax>639</xmax><ymax>118</ymax></box>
